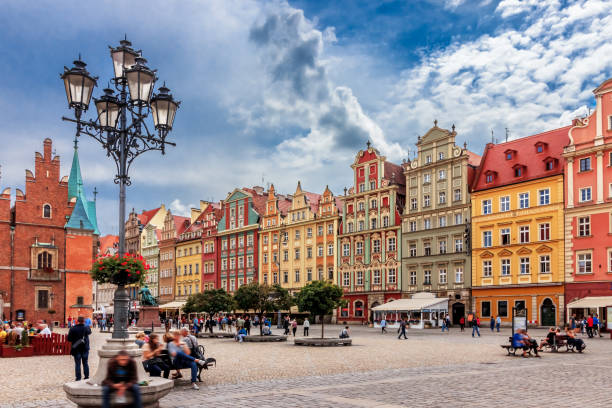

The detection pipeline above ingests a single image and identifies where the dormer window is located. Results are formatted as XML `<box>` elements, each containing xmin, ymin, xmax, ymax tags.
<box><xmin>484</xmin><ymin>170</ymin><xmax>497</xmax><ymax>184</ymax></box>
<box><xmin>513</xmin><ymin>164</ymin><xmax>526</xmax><ymax>178</ymax></box>
<box><xmin>504</xmin><ymin>149</ymin><xmax>516</xmax><ymax>160</ymax></box>
<box><xmin>543</xmin><ymin>157</ymin><xmax>558</xmax><ymax>171</ymax></box>
<box><xmin>535</xmin><ymin>142</ymin><xmax>548</xmax><ymax>153</ymax></box>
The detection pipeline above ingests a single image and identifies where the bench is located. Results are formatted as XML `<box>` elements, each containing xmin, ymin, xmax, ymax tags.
<box><xmin>541</xmin><ymin>335</ymin><xmax>585</xmax><ymax>353</ymax></box>
<box><xmin>159</xmin><ymin>345</ymin><xmax>216</xmax><ymax>382</ymax></box>
<box><xmin>294</xmin><ymin>338</ymin><xmax>352</xmax><ymax>347</ymax></box>
<box><xmin>500</xmin><ymin>336</ymin><xmax>533</xmax><ymax>356</ymax></box>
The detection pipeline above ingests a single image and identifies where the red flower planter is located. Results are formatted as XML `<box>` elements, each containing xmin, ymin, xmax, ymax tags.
<box><xmin>1</xmin><ymin>345</ymin><xmax>34</xmax><ymax>358</ymax></box>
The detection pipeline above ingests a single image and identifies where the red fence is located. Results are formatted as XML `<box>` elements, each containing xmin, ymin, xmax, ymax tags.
<box><xmin>31</xmin><ymin>333</ymin><xmax>71</xmax><ymax>355</ymax></box>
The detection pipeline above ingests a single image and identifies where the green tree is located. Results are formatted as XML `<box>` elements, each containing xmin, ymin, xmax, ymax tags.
<box><xmin>233</xmin><ymin>283</ymin><xmax>292</xmax><ymax>336</ymax></box>
<box><xmin>183</xmin><ymin>289</ymin><xmax>234</xmax><ymax>325</ymax></box>
<box><xmin>295</xmin><ymin>280</ymin><xmax>345</xmax><ymax>338</ymax></box>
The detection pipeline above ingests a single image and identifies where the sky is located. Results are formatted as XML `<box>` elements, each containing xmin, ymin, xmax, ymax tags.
<box><xmin>1</xmin><ymin>0</ymin><xmax>611</xmax><ymax>235</ymax></box>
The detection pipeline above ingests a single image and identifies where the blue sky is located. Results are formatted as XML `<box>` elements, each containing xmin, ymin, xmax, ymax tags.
<box><xmin>0</xmin><ymin>0</ymin><xmax>610</xmax><ymax>235</ymax></box>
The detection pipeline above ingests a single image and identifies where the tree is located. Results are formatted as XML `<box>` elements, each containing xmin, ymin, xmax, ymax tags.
<box><xmin>233</xmin><ymin>283</ymin><xmax>292</xmax><ymax>336</ymax></box>
<box><xmin>295</xmin><ymin>280</ymin><xmax>345</xmax><ymax>338</ymax></box>
<box><xmin>183</xmin><ymin>289</ymin><xmax>234</xmax><ymax>327</ymax></box>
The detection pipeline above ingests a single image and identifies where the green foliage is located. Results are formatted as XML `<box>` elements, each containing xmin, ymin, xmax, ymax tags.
<box><xmin>21</xmin><ymin>330</ymin><xmax>29</xmax><ymax>347</ymax></box>
<box><xmin>295</xmin><ymin>281</ymin><xmax>345</xmax><ymax>338</ymax></box>
<box><xmin>234</xmin><ymin>283</ymin><xmax>292</xmax><ymax>335</ymax></box>
<box><xmin>295</xmin><ymin>280</ymin><xmax>344</xmax><ymax>317</ymax></box>
<box><xmin>183</xmin><ymin>289</ymin><xmax>234</xmax><ymax>315</ymax></box>
<box><xmin>90</xmin><ymin>253</ymin><xmax>147</xmax><ymax>286</ymax></box>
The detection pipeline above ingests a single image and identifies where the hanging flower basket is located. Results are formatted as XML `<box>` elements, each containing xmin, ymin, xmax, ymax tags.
<box><xmin>90</xmin><ymin>254</ymin><xmax>148</xmax><ymax>286</ymax></box>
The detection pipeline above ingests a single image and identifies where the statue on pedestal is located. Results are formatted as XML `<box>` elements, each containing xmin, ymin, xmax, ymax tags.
<box><xmin>138</xmin><ymin>285</ymin><xmax>157</xmax><ymax>306</ymax></box>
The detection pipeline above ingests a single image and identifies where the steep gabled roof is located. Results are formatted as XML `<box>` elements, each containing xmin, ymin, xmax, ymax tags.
<box><xmin>66</xmin><ymin>195</ymin><xmax>94</xmax><ymax>231</ymax></box>
<box><xmin>138</xmin><ymin>207</ymin><xmax>161</xmax><ymax>226</ymax></box>
<box><xmin>383</xmin><ymin>161</ymin><xmax>405</xmax><ymax>186</ymax></box>
<box><xmin>174</xmin><ymin>216</ymin><xmax>190</xmax><ymax>235</ymax></box>
<box><xmin>472</xmin><ymin>125</ymin><xmax>570</xmax><ymax>192</ymax></box>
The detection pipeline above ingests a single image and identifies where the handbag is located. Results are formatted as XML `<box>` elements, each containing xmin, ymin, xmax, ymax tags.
<box><xmin>71</xmin><ymin>337</ymin><xmax>85</xmax><ymax>351</ymax></box>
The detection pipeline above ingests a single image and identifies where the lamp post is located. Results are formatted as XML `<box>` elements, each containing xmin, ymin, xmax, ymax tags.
<box><xmin>61</xmin><ymin>38</ymin><xmax>179</xmax><ymax>339</ymax></box>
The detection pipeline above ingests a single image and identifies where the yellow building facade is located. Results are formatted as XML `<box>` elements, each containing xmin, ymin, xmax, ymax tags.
<box><xmin>174</xmin><ymin>231</ymin><xmax>202</xmax><ymax>300</ymax></box>
<box><xmin>259</xmin><ymin>183</ymin><xmax>341</xmax><ymax>293</ymax></box>
<box><xmin>471</xmin><ymin>128</ymin><xmax>568</xmax><ymax>326</ymax></box>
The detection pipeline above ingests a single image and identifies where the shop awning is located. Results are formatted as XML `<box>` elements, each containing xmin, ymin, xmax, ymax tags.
<box><xmin>567</xmin><ymin>296</ymin><xmax>612</xmax><ymax>309</ymax></box>
<box><xmin>372</xmin><ymin>293</ymin><xmax>448</xmax><ymax>312</ymax></box>
<box><xmin>159</xmin><ymin>301</ymin><xmax>186</xmax><ymax>309</ymax></box>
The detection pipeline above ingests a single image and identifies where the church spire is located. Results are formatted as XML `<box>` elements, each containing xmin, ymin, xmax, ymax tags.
<box><xmin>68</xmin><ymin>137</ymin><xmax>83</xmax><ymax>200</ymax></box>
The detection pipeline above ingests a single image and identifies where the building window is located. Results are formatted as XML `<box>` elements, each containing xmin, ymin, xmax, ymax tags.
<box><xmin>317</xmin><ymin>245</ymin><xmax>323</xmax><ymax>257</ymax></box>
<box><xmin>519</xmin><ymin>226</ymin><xmax>530</xmax><ymax>243</ymax></box>
<box><xmin>439</xmin><ymin>240</ymin><xmax>447</xmax><ymax>254</ymax></box>
<box><xmin>295</xmin><ymin>230</ymin><xmax>300</xmax><ymax>240</ymax></box>
<box><xmin>577</xmin><ymin>252</ymin><xmax>592</xmax><ymax>274</ymax></box>
<box><xmin>409</xmin><ymin>221</ymin><xmax>416</xmax><ymax>232</ymax></box>
<box><xmin>327</xmin><ymin>267</ymin><xmax>333</xmax><ymax>280</ymax></box>
<box><xmin>343</xmin><ymin>272</ymin><xmax>350</xmax><ymax>286</ymax></box>
<box><xmin>306</xmin><ymin>247</ymin><xmax>312</xmax><ymax>259</ymax></box>
<box><xmin>410</xmin><ymin>271</ymin><xmax>417</xmax><ymax>285</ymax></box>
<box><xmin>372</xmin><ymin>239</ymin><xmax>381</xmax><ymax>253</ymax></box>
<box><xmin>454</xmin><ymin>189</ymin><xmax>461</xmax><ymax>201</ymax></box>
<box><xmin>354</xmin><ymin>301</ymin><xmax>364</xmax><ymax>317</ymax></box>
<box><xmin>501</xmin><ymin>228</ymin><xmax>511</xmax><ymax>246</ymax></box>
<box><xmin>439</xmin><ymin>192</ymin><xmax>446</xmax><ymax>204</ymax></box>
<box><xmin>356</xmin><ymin>242</ymin><xmax>363</xmax><ymax>255</ymax></box>
<box><xmin>359</xmin><ymin>183</ymin><xmax>365</xmax><ymax>193</ymax></box>
<box><xmin>409</xmin><ymin>242</ymin><xmax>417</xmax><ymax>257</ymax></box>
<box><xmin>439</xmin><ymin>169</ymin><xmax>446</xmax><ymax>180</ymax></box>
<box><xmin>519</xmin><ymin>193</ymin><xmax>529</xmax><ymax>209</ymax></box>
<box><xmin>370</xmin><ymin>180</ymin><xmax>376</xmax><ymax>190</ymax></box>
<box><xmin>373</xmin><ymin>270</ymin><xmax>381</xmax><ymax>285</ymax></box>
<box><xmin>294</xmin><ymin>248</ymin><xmax>300</xmax><ymax>260</ymax></box>
<box><xmin>439</xmin><ymin>268</ymin><xmax>447</xmax><ymax>284</ymax></box>
<box><xmin>388</xmin><ymin>237</ymin><xmax>396</xmax><ymax>251</ymax></box>
<box><xmin>411</xmin><ymin>198</ymin><xmax>417</xmax><ymax>210</ymax></box>
<box><xmin>423</xmin><ymin>173</ymin><xmax>431</xmax><ymax>183</ymax></box>
<box><xmin>283</xmin><ymin>271</ymin><xmax>289</xmax><ymax>283</ymax></box>
<box><xmin>358</xmin><ymin>202</ymin><xmax>365</xmax><ymax>211</ymax></box>
<box><xmin>501</xmin><ymin>259</ymin><xmax>511</xmax><ymax>276</ymax></box>
<box><xmin>42</xmin><ymin>204</ymin><xmax>52</xmax><ymax>218</ymax></box>
<box><xmin>424</xmin><ymin>195</ymin><xmax>430</xmax><ymax>207</ymax></box>
<box><xmin>340</xmin><ymin>307</ymin><xmax>349</xmax><ymax>317</ymax></box>
<box><xmin>608</xmin><ymin>249</ymin><xmax>612</xmax><ymax>273</ymax></box>
<box><xmin>383</xmin><ymin>216</ymin><xmax>389</xmax><ymax>227</ymax></box>
<box><xmin>424</xmin><ymin>219</ymin><xmax>431</xmax><ymax>230</ymax></box>
<box><xmin>327</xmin><ymin>243</ymin><xmax>333</xmax><ymax>256</ymax></box>
<box><xmin>247</xmin><ymin>255</ymin><xmax>253</xmax><ymax>268</ymax></box>
<box><xmin>579</xmin><ymin>157</ymin><xmax>591</xmax><ymax>172</ymax></box>
<box><xmin>578</xmin><ymin>217</ymin><xmax>590</xmax><ymax>236</ymax></box>
<box><xmin>317</xmin><ymin>225</ymin><xmax>324</xmax><ymax>236</ymax></box>
<box><xmin>520</xmin><ymin>257</ymin><xmax>530</xmax><ymax>275</ymax></box>
<box><xmin>370</xmin><ymin>218</ymin><xmax>377</xmax><ymax>229</ymax></box>
<box><xmin>514</xmin><ymin>167</ymin><xmax>523</xmax><ymax>177</ymax></box>
<box><xmin>426</xmin><ymin>155</ymin><xmax>432</xmax><ymax>164</ymax></box>
<box><xmin>454</xmin><ymin>267</ymin><xmax>463</xmax><ymax>283</ymax></box>
<box><xmin>579</xmin><ymin>187</ymin><xmax>592</xmax><ymax>202</ymax></box>
<box><xmin>347</xmin><ymin>222</ymin><xmax>354</xmax><ymax>233</ymax></box>
<box><xmin>37</xmin><ymin>251</ymin><xmax>53</xmax><ymax>269</ymax></box>
<box><xmin>294</xmin><ymin>269</ymin><xmax>300</xmax><ymax>282</ymax></box>
<box><xmin>356</xmin><ymin>271</ymin><xmax>364</xmax><ymax>285</ymax></box>
<box><xmin>481</xmin><ymin>301</ymin><xmax>491</xmax><ymax>317</ymax></box>
<box><xmin>388</xmin><ymin>268</ymin><xmax>396</xmax><ymax>284</ymax></box>
<box><xmin>306</xmin><ymin>268</ymin><xmax>312</xmax><ymax>282</ymax></box>
<box><xmin>486</xmin><ymin>174</ymin><xmax>494</xmax><ymax>183</ymax></box>
<box><xmin>370</xmin><ymin>199</ymin><xmax>377</xmax><ymax>209</ymax></box>
<box><xmin>455</xmin><ymin>213</ymin><xmax>462</xmax><ymax>225</ymax></box>
<box><xmin>37</xmin><ymin>289</ymin><xmax>49</xmax><ymax>309</ymax></box>
<box><xmin>498</xmin><ymin>301</ymin><xmax>508</xmax><ymax>317</ymax></box>
<box><xmin>424</xmin><ymin>241</ymin><xmax>431</xmax><ymax>256</ymax></box>
<box><xmin>483</xmin><ymin>231</ymin><xmax>492</xmax><ymax>248</ymax></box>
<box><xmin>358</xmin><ymin>221</ymin><xmax>364</xmax><ymax>231</ymax></box>
<box><xmin>539</xmin><ymin>189</ymin><xmax>550</xmax><ymax>205</ymax></box>
<box><xmin>455</xmin><ymin>238</ymin><xmax>463</xmax><ymax>252</ymax></box>
<box><xmin>539</xmin><ymin>223</ymin><xmax>550</xmax><ymax>241</ymax></box>
<box><xmin>424</xmin><ymin>270</ymin><xmax>432</xmax><ymax>285</ymax></box>
<box><xmin>482</xmin><ymin>199</ymin><xmax>492</xmax><ymax>215</ymax></box>
<box><xmin>539</xmin><ymin>255</ymin><xmax>551</xmax><ymax>274</ymax></box>
<box><xmin>439</xmin><ymin>152</ymin><xmax>445</xmax><ymax>160</ymax></box>
<box><xmin>483</xmin><ymin>260</ymin><xmax>492</xmax><ymax>277</ymax></box>
<box><xmin>343</xmin><ymin>243</ymin><xmax>350</xmax><ymax>256</ymax></box>
<box><xmin>439</xmin><ymin>216</ymin><xmax>447</xmax><ymax>227</ymax></box>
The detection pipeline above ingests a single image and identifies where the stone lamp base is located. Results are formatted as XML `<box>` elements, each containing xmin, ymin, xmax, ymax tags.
<box><xmin>64</xmin><ymin>338</ymin><xmax>173</xmax><ymax>407</ymax></box>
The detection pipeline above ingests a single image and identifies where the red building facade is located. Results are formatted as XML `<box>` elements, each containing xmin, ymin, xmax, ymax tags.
<box><xmin>563</xmin><ymin>78</ymin><xmax>612</xmax><ymax>318</ymax></box>
<box><xmin>200</xmin><ymin>204</ymin><xmax>222</xmax><ymax>291</ymax></box>
<box><xmin>0</xmin><ymin>139</ymin><xmax>97</xmax><ymax>324</ymax></box>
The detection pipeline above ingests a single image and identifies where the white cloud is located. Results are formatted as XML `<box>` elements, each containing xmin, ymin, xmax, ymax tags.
<box><xmin>377</xmin><ymin>0</ymin><xmax>612</xmax><ymax>149</ymax></box>
<box><xmin>169</xmin><ymin>199</ymin><xmax>194</xmax><ymax>217</ymax></box>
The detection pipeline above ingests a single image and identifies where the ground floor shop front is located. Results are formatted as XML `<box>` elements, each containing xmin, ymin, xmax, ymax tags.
<box><xmin>339</xmin><ymin>292</ymin><xmax>401</xmax><ymax>324</ymax></box>
<box><xmin>472</xmin><ymin>284</ymin><xmax>564</xmax><ymax>327</ymax></box>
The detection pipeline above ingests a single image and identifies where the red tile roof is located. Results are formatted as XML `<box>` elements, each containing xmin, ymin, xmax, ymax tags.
<box><xmin>384</xmin><ymin>161</ymin><xmax>405</xmax><ymax>186</ymax></box>
<box><xmin>174</xmin><ymin>216</ymin><xmax>190</xmax><ymax>235</ymax></box>
<box><xmin>472</xmin><ymin>125</ymin><xmax>570</xmax><ymax>192</ymax></box>
<box><xmin>304</xmin><ymin>191</ymin><xmax>322</xmax><ymax>214</ymax></box>
<box><xmin>467</xmin><ymin>150</ymin><xmax>481</xmax><ymax>167</ymax></box>
<box><xmin>98</xmin><ymin>235</ymin><xmax>118</xmax><ymax>254</ymax></box>
<box><xmin>138</xmin><ymin>207</ymin><xmax>160</xmax><ymax>225</ymax></box>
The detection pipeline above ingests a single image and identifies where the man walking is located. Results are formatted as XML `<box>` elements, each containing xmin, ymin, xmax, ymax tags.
<box><xmin>67</xmin><ymin>316</ymin><xmax>91</xmax><ymax>381</ymax></box>
<box><xmin>398</xmin><ymin>319</ymin><xmax>408</xmax><ymax>340</ymax></box>
<box><xmin>303</xmin><ymin>318</ymin><xmax>310</xmax><ymax>336</ymax></box>
<box><xmin>472</xmin><ymin>315</ymin><xmax>481</xmax><ymax>338</ymax></box>
<box><xmin>586</xmin><ymin>315</ymin><xmax>594</xmax><ymax>338</ymax></box>
<box><xmin>495</xmin><ymin>315</ymin><xmax>501</xmax><ymax>332</ymax></box>
<box><xmin>380</xmin><ymin>317</ymin><xmax>387</xmax><ymax>334</ymax></box>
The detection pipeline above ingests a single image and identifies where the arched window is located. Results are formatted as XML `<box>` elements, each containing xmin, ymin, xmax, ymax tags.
<box><xmin>354</xmin><ymin>301</ymin><xmax>364</xmax><ymax>317</ymax></box>
<box><xmin>43</xmin><ymin>204</ymin><xmax>52</xmax><ymax>218</ymax></box>
<box><xmin>37</xmin><ymin>251</ymin><xmax>52</xmax><ymax>269</ymax></box>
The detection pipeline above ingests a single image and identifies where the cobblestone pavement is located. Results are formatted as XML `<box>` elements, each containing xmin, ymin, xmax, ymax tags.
<box><xmin>1</xmin><ymin>326</ymin><xmax>611</xmax><ymax>407</ymax></box>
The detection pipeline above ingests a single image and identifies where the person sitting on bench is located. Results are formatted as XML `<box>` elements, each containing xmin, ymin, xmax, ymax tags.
<box><xmin>168</xmin><ymin>331</ymin><xmax>207</xmax><ymax>390</ymax></box>
<box><xmin>339</xmin><ymin>326</ymin><xmax>350</xmax><ymax>339</ymax></box>
<box><xmin>262</xmin><ymin>324</ymin><xmax>271</xmax><ymax>335</ymax></box>
<box><xmin>522</xmin><ymin>330</ymin><xmax>540</xmax><ymax>357</ymax></box>
<box><xmin>512</xmin><ymin>329</ymin><xmax>530</xmax><ymax>358</ymax></box>
<box><xmin>564</xmin><ymin>326</ymin><xmax>586</xmax><ymax>351</ymax></box>
<box><xmin>538</xmin><ymin>327</ymin><xmax>557</xmax><ymax>351</ymax></box>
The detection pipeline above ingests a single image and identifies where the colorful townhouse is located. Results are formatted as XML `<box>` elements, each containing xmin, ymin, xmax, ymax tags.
<box><xmin>175</xmin><ymin>210</ymin><xmax>206</xmax><ymax>299</ymax></box>
<box><xmin>141</xmin><ymin>224</ymin><xmax>161</xmax><ymax>298</ymax></box>
<box><xmin>158</xmin><ymin>210</ymin><xmax>189</xmax><ymax>304</ymax></box>
<box><xmin>402</xmin><ymin>123</ymin><xmax>480</xmax><ymax>323</ymax></box>
<box><xmin>471</xmin><ymin>126</ymin><xmax>570</xmax><ymax>326</ymax></box>
<box><xmin>338</xmin><ymin>142</ymin><xmax>405</xmax><ymax>323</ymax></box>
<box><xmin>259</xmin><ymin>183</ymin><xmax>341</xmax><ymax>293</ymax></box>
<box><xmin>217</xmin><ymin>187</ymin><xmax>267</xmax><ymax>293</ymax></box>
<box><xmin>563</xmin><ymin>78</ymin><xmax>612</xmax><ymax>320</ymax></box>
<box><xmin>201</xmin><ymin>203</ymin><xmax>222</xmax><ymax>291</ymax></box>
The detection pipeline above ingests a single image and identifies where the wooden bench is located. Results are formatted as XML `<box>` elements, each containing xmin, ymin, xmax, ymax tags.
<box><xmin>500</xmin><ymin>336</ymin><xmax>532</xmax><ymax>356</ymax></box>
<box><xmin>294</xmin><ymin>338</ymin><xmax>352</xmax><ymax>347</ymax></box>
<box><xmin>159</xmin><ymin>345</ymin><xmax>216</xmax><ymax>382</ymax></box>
<box><xmin>541</xmin><ymin>335</ymin><xmax>585</xmax><ymax>353</ymax></box>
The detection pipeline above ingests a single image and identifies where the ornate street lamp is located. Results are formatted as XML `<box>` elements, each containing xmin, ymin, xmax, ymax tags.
<box><xmin>61</xmin><ymin>38</ymin><xmax>179</xmax><ymax>339</ymax></box>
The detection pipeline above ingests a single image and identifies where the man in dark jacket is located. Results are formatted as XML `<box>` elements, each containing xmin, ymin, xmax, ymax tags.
<box><xmin>102</xmin><ymin>350</ymin><xmax>142</xmax><ymax>408</ymax></box>
<box><xmin>67</xmin><ymin>316</ymin><xmax>91</xmax><ymax>381</ymax></box>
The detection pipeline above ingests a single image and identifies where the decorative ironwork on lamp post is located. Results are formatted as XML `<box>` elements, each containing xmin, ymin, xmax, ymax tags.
<box><xmin>61</xmin><ymin>38</ymin><xmax>179</xmax><ymax>339</ymax></box>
